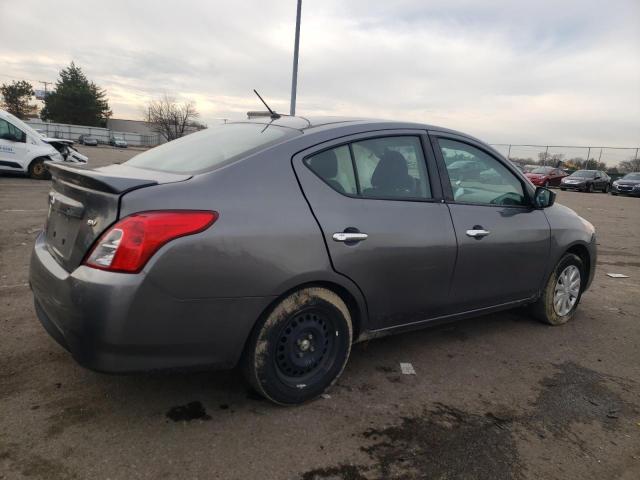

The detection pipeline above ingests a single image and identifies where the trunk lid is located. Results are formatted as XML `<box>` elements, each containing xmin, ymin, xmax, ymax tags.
<box><xmin>44</xmin><ymin>162</ymin><xmax>190</xmax><ymax>272</ymax></box>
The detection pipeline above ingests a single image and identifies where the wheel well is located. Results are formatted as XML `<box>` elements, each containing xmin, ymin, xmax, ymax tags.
<box><xmin>27</xmin><ymin>156</ymin><xmax>48</xmax><ymax>170</ymax></box>
<box><xmin>566</xmin><ymin>244</ymin><xmax>590</xmax><ymax>280</ymax></box>
<box><xmin>256</xmin><ymin>282</ymin><xmax>363</xmax><ymax>343</ymax></box>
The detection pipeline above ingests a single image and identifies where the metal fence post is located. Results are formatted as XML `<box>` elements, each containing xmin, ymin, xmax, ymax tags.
<box><xmin>544</xmin><ymin>146</ymin><xmax>549</xmax><ymax>166</ymax></box>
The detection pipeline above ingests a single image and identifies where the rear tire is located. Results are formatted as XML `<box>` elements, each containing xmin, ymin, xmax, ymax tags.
<box><xmin>242</xmin><ymin>287</ymin><xmax>353</xmax><ymax>405</ymax></box>
<box><xmin>560</xmin><ymin>188</ymin><xmax>566</xmax><ymax>191</ymax></box>
<box><xmin>28</xmin><ymin>157</ymin><xmax>51</xmax><ymax>180</ymax></box>
<box><xmin>531</xmin><ymin>253</ymin><xmax>584</xmax><ymax>326</ymax></box>
<box><xmin>603</xmin><ymin>184</ymin><xmax>609</xmax><ymax>193</ymax></box>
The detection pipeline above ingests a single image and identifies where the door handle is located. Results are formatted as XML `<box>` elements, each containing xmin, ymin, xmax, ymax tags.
<box><xmin>333</xmin><ymin>232</ymin><xmax>368</xmax><ymax>243</ymax></box>
<box><xmin>466</xmin><ymin>229</ymin><xmax>490</xmax><ymax>239</ymax></box>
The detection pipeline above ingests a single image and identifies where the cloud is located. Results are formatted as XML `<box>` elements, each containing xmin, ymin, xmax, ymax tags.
<box><xmin>1</xmin><ymin>0</ymin><xmax>638</xmax><ymax>151</ymax></box>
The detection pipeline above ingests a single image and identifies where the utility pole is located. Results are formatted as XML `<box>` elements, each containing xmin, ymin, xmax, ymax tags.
<box><xmin>290</xmin><ymin>0</ymin><xmax>302</xmax><ymax>116</ymax></box>
<box><xmin>39</xmin><ymin>80</ymin><xmax>52</xmax><ymax>99</ymax></box>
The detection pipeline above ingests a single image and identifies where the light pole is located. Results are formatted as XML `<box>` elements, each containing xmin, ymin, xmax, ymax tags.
<box><xmin>290</xmin><ymin>0</ymin><xmax>302</xmax><ymax>116</ymax></box>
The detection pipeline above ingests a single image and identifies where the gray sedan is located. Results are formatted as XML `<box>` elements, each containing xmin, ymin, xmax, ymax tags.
<box><xmin>30</xmin><ymin>117</ymin><xmax>596</xmax><ymax>405</ymax></box>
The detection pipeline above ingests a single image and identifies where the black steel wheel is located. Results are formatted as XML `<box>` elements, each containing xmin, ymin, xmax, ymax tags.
<box><xmin>243</xmin><ymin>287</ymin><xmax>352</xmax><ymax>405</ymax></box>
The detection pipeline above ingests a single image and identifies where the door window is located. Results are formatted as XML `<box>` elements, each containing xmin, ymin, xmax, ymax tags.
<box><xmin>304</xmin><ymin>145</ymin><xmax>357</xmax><ymax>195</ymax></box>
<box><xmin>439</xmin><ymin>139</ymin><xmax>526</xmax><ymax>206</ymax></box>
<box><xmin>305</xmin><ymin>136</ymin><xmax>431</xmax><ymax>200</ymax></box>
<box><xmin>0</xmin><ymin>119</ymin><xmax>26</xmax><ymax>143</ymax></box>
<box><xmin>352</xmin><ymin>136</ymin><xmax>430</xmax><ymax>199</ymax></box>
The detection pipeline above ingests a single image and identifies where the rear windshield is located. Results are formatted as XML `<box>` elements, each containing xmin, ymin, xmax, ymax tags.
<box><xmin>126</xmin><ymin>123</ymin><xmax>299</xmax><ymax>173</ymax></box>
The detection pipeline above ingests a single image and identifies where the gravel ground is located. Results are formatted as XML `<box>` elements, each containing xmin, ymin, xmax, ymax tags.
<box><xmin>1</xmin><ymin>146</ymin><xmax>639</xmax><ymax>479</ymax></box>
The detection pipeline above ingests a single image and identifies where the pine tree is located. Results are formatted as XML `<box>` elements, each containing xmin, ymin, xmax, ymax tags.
<box><xmin>41</xmin><ymin>62</ymin><xmax>112</xmax><ymax>126</ymax></box>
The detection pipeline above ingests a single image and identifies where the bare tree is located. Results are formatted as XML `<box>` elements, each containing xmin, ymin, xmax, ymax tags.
<box><xmin>145</xmin><ymin>95</ymin><xmax>202</xmax><ymax>142</ymax></box>
<box><xmin>617</xmin><ymin>157</ymin><xmax>640</xmax><ymax>173</ymax></box>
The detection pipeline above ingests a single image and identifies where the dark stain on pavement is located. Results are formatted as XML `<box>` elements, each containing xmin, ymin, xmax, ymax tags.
<box><xmin>166</xmin><ymin>401</ymin><xmax>211</xmax><ymax>422</ymax></box>
<box><xmin>299</xmin><ymin>362</ymin><xmax>636</xmax><ymax>480</ymax></box>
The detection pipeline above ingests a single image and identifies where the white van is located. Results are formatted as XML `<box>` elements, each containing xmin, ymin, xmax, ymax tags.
<box><xmin>0</xmin><ymin>109</ymin><xmax>67</xmax><ymax>179</ymax></box>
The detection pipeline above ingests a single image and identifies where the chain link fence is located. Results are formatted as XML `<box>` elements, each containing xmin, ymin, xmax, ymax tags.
<box><xmin>491</xmin><ymin>144</ymin><xmax>639</xmax><ymax>176</ymax></box>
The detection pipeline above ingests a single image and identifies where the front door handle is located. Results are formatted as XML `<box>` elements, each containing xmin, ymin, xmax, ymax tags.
<box><xmin>333</xmin><ymin>232</ymin><xmax>368</xmax><ymax>243</ymax></box>
<box><xmin>466</xmin><ymin>229</ymin><xmax>490</xmax><ymax>239</ymax></box>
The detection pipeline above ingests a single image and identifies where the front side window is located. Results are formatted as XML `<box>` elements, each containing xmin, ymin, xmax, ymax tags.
<box><xmin>0</xmin><ymin>119</ymin><xmax>26</xmax><ymax>143</ymax></box>
<box><xmin>439</xmin><ymin>139</ymin><xmax>526</xmax><ymax>206</ymax></box>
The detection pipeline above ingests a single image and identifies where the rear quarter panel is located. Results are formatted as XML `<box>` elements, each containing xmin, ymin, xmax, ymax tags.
<box><xmin>119</xmin><ymin>139</ymin><xmax>367</xmax><ymax>318</ymax></box>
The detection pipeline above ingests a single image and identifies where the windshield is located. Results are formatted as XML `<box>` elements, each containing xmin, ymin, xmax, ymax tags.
<box><xmin>571</xmin><ymin>170</ymin><xmax>595</xmax><ymax>178</ymax></box>
<box><xmin>126</xmin><ymin>123</ymin><xmax>300</xmax><ymax>173</ymax></box>
<box><xmin>622</xmin><ymin>173</ymin><xmax>640</xmax><ymax>180</ymax></box>
<box><xmin>531</xmin><ymin>167</ymin><xmax>553</xmax><ymax>174</ymax></box>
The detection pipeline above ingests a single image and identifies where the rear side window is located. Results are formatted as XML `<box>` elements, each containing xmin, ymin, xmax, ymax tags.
<box><xmin>126</xmin><ymin>123</ymin><xmax>300</xmax><ymax>173</ymax></box>
<box><xmin>352</xmin><ymin>137</ymin><xmax>430</xmax><ymax>199</ymax></box>
<box><xmin>304</xmin><ymin>145</ymin><xmax>357</xmax><ymax>195</ymax></box>
<box><xmin>304</xmin><ymin>136</ymin><xmax>431</xmax><ymax>200</ymax></box>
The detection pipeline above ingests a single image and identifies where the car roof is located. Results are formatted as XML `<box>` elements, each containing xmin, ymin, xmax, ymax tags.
<box><xmin>231</xmin><ymin>115</ymin><xmax>471</xmax><ymax>138</ymax></box>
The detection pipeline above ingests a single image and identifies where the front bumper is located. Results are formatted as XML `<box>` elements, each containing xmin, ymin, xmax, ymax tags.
<box><xmin>560</xmin><ymin>182</ymin><xmax>586</xmax><ymax>190</ymax></box>
<box><xmin>29</xmin><ymin>233</ymin><xmax>273</xmax><ymax>373</ymax></box>
<box><xmin>612</xmin><ymin>184</ymin><xmax>640</xmax><ymax>196</ymax></box>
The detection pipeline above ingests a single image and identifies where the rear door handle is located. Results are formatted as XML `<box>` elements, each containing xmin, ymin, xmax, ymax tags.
<box><xmin>466</xmin><ymin>229</ymin><xmax>490</xmax><ymax>238</ymax></box>
<box><xmin>333</xmin><ymin>232</ymin><xmax>368</xmax><ymax>242</ymax></box>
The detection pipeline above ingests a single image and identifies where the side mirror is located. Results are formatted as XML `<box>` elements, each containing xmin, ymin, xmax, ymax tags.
<box><xmin>533</xmin><ymin>187</ymin><xmax>555</xmax><ymax>208</ymax></box>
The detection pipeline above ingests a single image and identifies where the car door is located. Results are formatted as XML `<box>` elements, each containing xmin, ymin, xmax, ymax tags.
<box><xmin>549</xmin><ymin>169</ymin><xmax>561</xmax><ymax>186</ymax></box>
<box><xmin>292</xmin><ymin>131</ymin><xmax>458</xmax><ymax>330</ymax></box>
<box><xmin>0</xmin><ymin>117</ymin><xmax>28</xmax><ymax>171</ymax></box>
<box><xmin>431</xmin><ymin>133</ymin><xmax>550</xmax><ymax>313</ymax></box>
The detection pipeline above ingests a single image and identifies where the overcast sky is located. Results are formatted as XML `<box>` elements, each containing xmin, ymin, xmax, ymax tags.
<box><xmin>1</xmin><ymin>0</ymin><xmax>639</xmax><ymax>151</ymax></box>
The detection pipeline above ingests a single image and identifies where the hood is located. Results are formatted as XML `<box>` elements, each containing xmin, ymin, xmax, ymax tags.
<box><xmin>616</xmin><ymin>178</ymin><xmax>640</xmax><ymax>185</ymax></box>
<box><xmin>43</xmin><ymin>137</ymin><xmax>74</xmax><ymax>146</ymax></box>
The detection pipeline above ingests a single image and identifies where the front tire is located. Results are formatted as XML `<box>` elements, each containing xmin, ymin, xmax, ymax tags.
<box><xmin>28</xmin><ymin>157</ymin><xmax>51</xmax><ymax>180</ymax></box>
<box><xmin>243</xmin><ymin>287</ymin><xmax>353</xmax><ymax>405</ymax></box>
<box><xmin>531</xmin><ymin>253</ymin><xmax>584</xmax><ymax>325</ymax></box>
<box><xmin>586</xmin><ymin>183</ymin><xmax>594</xmax><ymax>193</ymax></box>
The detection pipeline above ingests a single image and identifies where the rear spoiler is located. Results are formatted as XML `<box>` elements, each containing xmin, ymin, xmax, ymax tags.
<box><xmin>46</xmin><ymin>162</ymin><xmax>160</xmax><ymax>194</ymax></box>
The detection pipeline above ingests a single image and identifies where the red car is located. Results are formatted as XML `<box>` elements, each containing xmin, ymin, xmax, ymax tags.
<box><xmin>525</xmin><ymin>166</ymin><xmax>567</xmax><ymax>187</ymax></box>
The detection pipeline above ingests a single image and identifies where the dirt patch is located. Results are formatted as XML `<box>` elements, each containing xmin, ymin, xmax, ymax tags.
<box><xmin>45</xmin><ymin>404</ymin><xmax>98</xmax><ymax>438</ymax></box>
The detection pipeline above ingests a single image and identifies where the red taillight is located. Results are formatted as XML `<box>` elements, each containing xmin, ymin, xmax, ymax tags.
<box><xmin>84</xmin><ymin>211</ymin><xmax>218</xmax><ymax>273</ymax></box>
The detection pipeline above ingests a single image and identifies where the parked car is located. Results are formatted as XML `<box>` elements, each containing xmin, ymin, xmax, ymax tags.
<box><xmin>42</xmin><ymin>138</ymin><xmax>88</xmax><ymax>164</ymax></box>
<box><xmin>611</xmin><ymin>172</ymin><xmax>640</xmax><ymax>196</ymax></box>
<box><xmin>560</xmin><ymin>170</ymin><xmax>610</xmax><ymax>192</ymax></box>
<box><xmin>109</xmin><ymin>135</ymin><xmax>128</xmax><ymax>148</ymax></box>
<box><xmin>30</xmin><ymin>117</ymin><xmax>597</xmax><ymax>405</ymax></box>
<box><xmin>78</xmin><ymin>135</ymin><xmax>99</xmax><ymax>146</ymax></box>
<box><xmin>510</xmin><ymin>162</ymin><xmax>525</xmax><ymax>173</ymax></box>
<box><xmin>525</xmin><ymin>166</ymin><xmax>567</xmax><ymax>187</ymax></box>
<box><xmin>0</xmin><ymin>108</ymin><xmax>66</xmax><ymax>179</ymax></box>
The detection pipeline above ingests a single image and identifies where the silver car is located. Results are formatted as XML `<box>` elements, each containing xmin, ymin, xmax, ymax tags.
<box><xmin>30</xmin><ymin>117</ymin><xmax>596</xmax><ymax>405</ymax></box>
